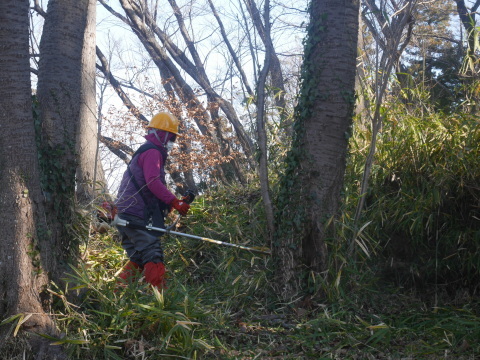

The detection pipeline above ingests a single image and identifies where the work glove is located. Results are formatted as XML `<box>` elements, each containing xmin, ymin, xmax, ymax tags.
<box><xmin>171</xmin><ymin>198</ymin><xmax>190</xmax><ymax>216</ymax></box>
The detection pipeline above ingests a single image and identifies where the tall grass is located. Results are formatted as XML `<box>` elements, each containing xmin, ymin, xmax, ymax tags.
<box><xmin>25</xmin><ymin>184</ymin><xmax>275</xmax><ymax>359</ymax></box>
<box><xmin>42</xmin><ymin>232</ymin><xmax>211</xmax><ymax>359</ymax></box>
<box><xmin>3</xmin><ymin>178</ymin><xmax>479</xmax><ymax>359</ymax></box>
<box><xmin>346</xmin><ymin>105</ymin><xmax>480</xmax><ymax>294</ymax></box>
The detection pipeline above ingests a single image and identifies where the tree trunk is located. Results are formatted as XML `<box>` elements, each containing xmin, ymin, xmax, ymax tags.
<box><xmin>75</xmin><ymin>0</ymin><xmax>101</xmax><ymax>202</ymax></box>
<box><xmin>244</xmin><ymin>0</ymin><xmax>290</xmax><ymax>133</ymax></box>
<box><xmin>274</xmin><ymin>0</ymin><xmax>360</xmax><ymax>299</ymax></box>
<box><xmin>0</xmin><ymin>1</ymin><xmax>65</xmax><ymax>356</ymax></box>
<box><xmin>455</xmin><ymin>0</ymin><xmax>480</xmax><ymax>113</ymax></box>
<box><xmin>36</xmin><ymin>0</ymin><xmax>96</xmax><ymax>281</ymax></box>
<box><xmin>256</xmin><ymin>0</ymin><xmax>275</xmax><ymax>240</ymax></box>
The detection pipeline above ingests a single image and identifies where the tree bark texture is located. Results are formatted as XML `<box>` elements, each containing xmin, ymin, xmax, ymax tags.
<box><xmin>0</xmin><ymin>0</ymin><xmax>62</xmax><ymax>351</ymax></box>
<box><xmin>74</xmin><ymin>0</ymin><xmax>102</xmax><ymax>202</ymax></box>
<box><xmin>256</xmin><ymin>0</ymin><xmax>276</xmax><ymax>240</ymax></box>
<box><xmin>274</xmin><ymin>0</ymin><xmax>360</xmax><ymax>299</ymax></box>
<box><xmin>36</xmin><ymin>0</ymin><xmax>97</xmax><ymax>281</ymax></box>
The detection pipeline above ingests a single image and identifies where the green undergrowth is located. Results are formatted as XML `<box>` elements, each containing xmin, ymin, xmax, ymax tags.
<box><xmin>3</xmin><ymin>179</ymin><xmax>478</xmax><ymax>359</ymax></box>
<box><xmin>6</xmin><ymin>184</ymin><xmax>470</xmax><ymax>359</ymax></box>
<box><xmin>346</xmin><ymin>108</ymin><xmax>480</xmax><ymax>293</ymax></box>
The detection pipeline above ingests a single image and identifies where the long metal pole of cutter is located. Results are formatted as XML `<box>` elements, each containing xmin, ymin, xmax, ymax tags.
<box><xmin>112</xmin><ymin>216</ymin><xmax>271</xmax><ymax>255</ymax></box>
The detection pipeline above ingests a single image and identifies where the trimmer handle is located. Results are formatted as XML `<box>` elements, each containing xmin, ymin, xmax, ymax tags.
<box><xmin>183</xmin><ymin>189</ymin><xmax>196</xmax><ymax>204</ymax></box>
<box><xmin>112</xmin><ymin>215</ymin><xmax>145</xmax><ymax>230</ymax></box>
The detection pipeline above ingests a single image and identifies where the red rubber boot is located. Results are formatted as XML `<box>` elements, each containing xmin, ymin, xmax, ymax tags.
<box><xmin>143</xmin><ymin>262</ymin><xmax>167</xmax><ymax>289</ymax></box>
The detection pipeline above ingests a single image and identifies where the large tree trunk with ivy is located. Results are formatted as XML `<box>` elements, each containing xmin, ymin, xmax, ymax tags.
<box><xmin>0</xmin><ymin>1</ymin><xmax>65</xmax><ymax>356</ymax></box>
<box><xmin>36</xmin><ymin>0</ymin><xmax>101</xmax><ymax>203</ymax></box>
<box><xmin>274</xmin><ymin>0</ymin><xmax>360</xmax><ymax>299</ymax></box>
<box><xmin>36</xmin><ymin>0</ymin><xmax>97</xmax><ymax>282</ymax></box>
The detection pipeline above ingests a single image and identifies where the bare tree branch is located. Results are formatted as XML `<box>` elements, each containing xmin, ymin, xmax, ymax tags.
<box><xmin>116</xmin><ymin>0</ymin><xmax>247</xmax><ymax>182</ymax></box>
<box><xmin>255</xmin><ymin>0</ymin><xmax>275</xmax><ymax>239</ymax></box>
<box><xmin>96</xmin><ymin>46</ymin><xmax>149</xmax><ymax>125</ymax></box>
<box><xmin>100</xmin><ymin>135</ymin><xmax>133</xmax><ymax>163</ymax></box>
<box><xmin>364</xmin><ymin>0</ymin><xmax>389</xmax><ymax>32</ymax></box>
<box><xmin>238</xmin><ymin>0</ymin><xmax>259</xmax><ymax>82</ymax></box>
<box><xmin>117</xmin><ymin>80</ymin><xmax>156</xmax><ymax>99</ymax></box>
<box><xmin>472</xmin><ymin>0</ymin><xmax>480</xmax><ymax>13</ymax></box>
<box><xmin>244</xmin><ymin>0</ymin><xmax>289</xmax><ymax>131</ymax></box>
<box><xmin>120</xmin><ymin>0</ymin><xmax>254</xmax><ymax>161</ymax></box>
<box><xmin>414</xmin><ymin>33</ymin><xmax>462</xmax><ymax>45</ymax></box>
<box><xmin>98</xmin><ymin>0</ymin><xmax>130</xmax><ymax>25</ymax></box>
<box><xmin>31</xmin><ymin>0</ymin><xmax>46</xmax><ymax>17</ymax></box>
<box><xmin>362</xmin><ymin>8</ymin><xmax>387</xmax><ymax>52</ymax></box>
<box><xmin>168</xmin><ymin>0</ymin><xmax>204</xmax><ymax>71</ymax></box>
<box><xmin>207</xmin><ymin>0</ymin><xmax>254</xmax><ymax>97</ymax></box>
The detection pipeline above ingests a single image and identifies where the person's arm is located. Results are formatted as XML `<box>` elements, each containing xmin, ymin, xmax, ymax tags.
<box><xmin>139</xmin><ymin>149</ymin><xmax>176</xmax><ymax>205</ymax></box>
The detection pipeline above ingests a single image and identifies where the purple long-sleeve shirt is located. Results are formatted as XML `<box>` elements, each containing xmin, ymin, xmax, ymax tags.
<box><xmin>116</xmin><ymin>130</ymin><xmax>176</xmax><ymax>218</ymax></box>
<box><xmin>139</xmin><ymin>132</ymin><xmax>176</xmax><ymax>205</ymax></box>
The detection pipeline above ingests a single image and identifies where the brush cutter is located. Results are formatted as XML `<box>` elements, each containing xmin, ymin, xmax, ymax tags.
<box><xmin>112</xmin><ymin>216</ymin><xmax>271</xmax><ymax>255</ymax></box>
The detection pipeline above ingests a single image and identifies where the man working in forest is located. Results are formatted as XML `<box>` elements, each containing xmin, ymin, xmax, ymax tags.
<box><xmin>114</xmin><ymin>112</ymin><xmax>190</xmax><ymax>289</ymax></box>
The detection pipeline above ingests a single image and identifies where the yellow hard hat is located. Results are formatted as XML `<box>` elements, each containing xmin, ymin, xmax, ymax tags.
<box><xmin>148</xmin><ymin>112</ymin><xmax>180</xmax><ymax>135</ymax></box>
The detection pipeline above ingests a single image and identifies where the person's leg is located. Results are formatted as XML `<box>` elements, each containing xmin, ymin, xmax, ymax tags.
<box><xmin>116</xmin><ymin>225</ymin><xmax>144</xmax><ymax>286</ymax></box>
<box><xmin>116</xmin><ymin>214</ymin><xmax>166</xmax><ymax>288</ymax></box>
<box><xmin>137</xmin><ymin>233</ymin><xmax>166</xmax><ymax>289</ymax></box>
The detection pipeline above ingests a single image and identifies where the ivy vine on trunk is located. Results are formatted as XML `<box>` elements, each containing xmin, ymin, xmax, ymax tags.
<box><xmin>274</xmin><ymin>0</ymin><xmax>360</xmax><ymax>300</ymax></box>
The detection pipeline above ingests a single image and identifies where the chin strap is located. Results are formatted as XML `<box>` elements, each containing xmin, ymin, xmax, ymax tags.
<box><xmin>151</xmin><ymin>129</ymin><xmax>170</xmax><ymax>147</ymax></box>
